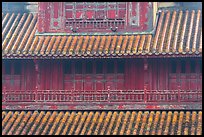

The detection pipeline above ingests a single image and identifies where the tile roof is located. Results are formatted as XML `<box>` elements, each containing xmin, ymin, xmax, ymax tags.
<box><xmin>2</xmin><ymin>10</ymin><xmax>202</xmax><ymax>58</ymax></box>
<box><xmin>2</xmin><ymin>110</ymin><xmax>202</xmax><ymax>135</ymax></box>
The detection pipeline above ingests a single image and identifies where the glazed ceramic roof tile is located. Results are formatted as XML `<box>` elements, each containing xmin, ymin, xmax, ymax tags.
<box><xmin>2</xmin><ymin>10</ymin><xmax>202</xmax><ymax>58</ymax></box>
<box><xmin>2</xmin><ymin>110</ymin><xmax>202</xmax><ymax>135</ymax></box>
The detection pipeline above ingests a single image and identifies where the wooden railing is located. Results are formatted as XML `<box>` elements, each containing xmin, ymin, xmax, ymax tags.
<box><xmin>2</xmin><ymin>89</ymin><xmax>202</xmax><ymax>103</ymax></box>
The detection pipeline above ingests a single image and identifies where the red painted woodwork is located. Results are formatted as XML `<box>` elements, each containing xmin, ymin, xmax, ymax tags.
<box><xmin>117</xmin><ymin>74</ymin><xmax>125</xmax><ymax>89</ymax></box>
<box><xmin>64</xmin><ymin>75</ymin><xmax>74</xmax><ymax>90</ymax></box>
<box><xmin>38</xmin><ymin>2</ymin><xmax>48</xmax><ymax>32</ymax></box>
<box><xmin>63</xmin><ymin>60</ymin><xmax>126</xmax><ymax>91</ymax></box>
<box><xmin>39</xmin><ymin>60</ymin><xmax>64</xmax><ymax>90</ymax></box>
<box><xmin>2</xmin><ymin>89</ymin><xmax>202</xmax><ymax>103</ymax></box>
<box><xmin>2</xmin><ymin>58</ymin><xmax>202</xmax><ymax>110</ymax></box>
<box><xmin>95</xmin><ymin>75</ymin><xmax>104</xmax><ymax>90</ymax></box>
<box><xmin>37</xmin><ymin>2</ymin><xmax>155</xmax><ymax>33</ymax></box>
<box><xmin>2</xmin><ymin>60</ymin><xmax>36</xmax><ymax>91</ymax></box>
<box><xmin>2</xmin><ymin>59</ymin><xmax>202</xmax><ymax>92</ymax></box>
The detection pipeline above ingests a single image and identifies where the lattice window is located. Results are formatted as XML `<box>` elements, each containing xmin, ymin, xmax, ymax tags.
<box><xmin>65</xmin><ymin>2</ymin><xmax>126</xmax><ymax>30</ymax></box>
<box><xmin>38</xmin><ymin>2</ymin><xmax>156</xmax><ymax>33</ymax></box>
<box><xmin>169</xmin><ymin>59</ymin><xmax>201</xmax><ymax>90</ymax></box>
<box><xmin>2</xmin><ymin>61</ymin><xmax>22</xmax><ymax>90</ymax></box>
<box><xmin>63</xmin><ymin>60</ymin><xmax>125</xmax><ymax>90</ymax></box>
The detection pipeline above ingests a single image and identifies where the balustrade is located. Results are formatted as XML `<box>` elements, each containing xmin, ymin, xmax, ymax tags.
<box><xmin>2</xmin><ymin>89</ymin><xmax>202</xmax><ymax>103</ymax></box>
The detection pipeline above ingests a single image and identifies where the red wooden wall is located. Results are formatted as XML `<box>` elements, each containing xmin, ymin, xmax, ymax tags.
<box><xmin>39</xmin><ymin>60</ymin><xmax>63</xmax><ymax>90</ymax></box>
<box><xmin>125</xmin><ymin>59</ymin><xmax>144</xmax><ymax>90</ymax></box>
<box><xmin>62</xmin><ymin>59</ymin><xmax>126</xmax><ymax>90</ymax></box>
<box><xmin>2</xmin><ymin>58</ymin><xmax>202</xmax><ymax>91</ymax></box>
<box><xmin>149</xmin><ymin>58</ymin><xmax>169</xmax><ymax>90</ymax></box>
<box><xmin>2</xmin><ymin>60</ymin><xmax>36</xmax><ymax>90</ymax></box>
<box><xmin>148</xmin><ymin>58</ymin><xmax>202</xmax><ymax>91</ymax></box>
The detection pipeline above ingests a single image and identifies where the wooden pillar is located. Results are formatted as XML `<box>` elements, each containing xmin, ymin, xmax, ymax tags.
<box><xmin>144</xmin><ymin>59</ymin><xmax>149</xmax><ymax>87</ymax></box>
<box><xmin>34</xmin><ymin>59</ymin><xmax>40</xmax><ymax>102</ymax></box>
<box><xmin>144</xmin><ymin>84</ymin><xmax>147</xmax><ymax>102</ymax></box>
<box><xmin>144</xmin><ymin>58</ymin><xmax>149</xmax><ymax>102</ymax></box>
<box><xmin>125</xmin><ymin>60</ymin><xmax>130</xmax><ymax>89</ymax></box>
<box><xmin>178</xmin><ymin>85</ymin><xmax>181</xmax><ymax>102</ymax></box>
<box><xmin>3</xmin><ymin>86</ymin><xmax>6</xmax><ymax>102</ymax></box>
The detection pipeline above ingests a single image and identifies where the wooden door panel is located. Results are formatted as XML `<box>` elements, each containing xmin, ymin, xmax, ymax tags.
<box><xmin>106</xmin><ymin>75</ymin><xmax>115</xmax><ymax>80</ymax></box>
<box><xmin>4</xmin><ymin>76</ymin><xmax>11</xmax><ymax>90</ymax></box>
<box><xmin>96</xmin><ymin>75</ymin><xmax>104</xmax><ymax>79</ymax></box>
<box><xmin>84</xmin><ymin>75</ymin><xmax>92</xmax><ymax>80</ymax></box>
<box><xmin>3</xmin><ymin>76</ymin><xmax>21</xmax><ymax>90</ymax></box>
<box><xmin>198</xmin><ymin>82</ymin><xmax>202</xmax><ymax>90</ymax></box>
<box><xmin>95</xmin><ymin>81</ymin><xmax>104</xmax><ymax>90</ymax></box>
<box><xmin>13</xmin><ymin>75</ymin><xmax>21</xmax><ymax>90</ymax></box>
<box><xmin>189</xmin><ymin>75</ymin><xmax>196</xmax><ymax>79</ymax></box>
<box><xmin>96</xmin><ymin>75</ymin><xmax>104</xmax><ymax>90</ymax></box>
<box><xmin>75</xmin><ymin>81</ymin><xmax>83</xmax><ymax>90</ymax></box>
<box><xmin>189</xmin><ymin>74</ymin><xmax>198</xmax><ymax>90</ymax></box>
<box><xmin>189</xmin><ymin>80</ymin><xmax>197</xmax><ymax>90</ymax></box>
<box><xmin>4</xmin><ymin>80</ymin><xmax>11</xmax><ymax>90</ymax></box>
<box><xmin>105</xmin><ymin>81</ymin><xmax>115</xmax><ymax>90</ymax></box>
<box><xmin>13</xmin><ymin>79</ymin><xmax>21</xmax><ymax>90</ymax></box>
<box><xmin>198</xmin><ymin>74</ymin><xmax>202</xmax><ymax>90</ymax></box>
<box><xmin>64</xmin><ymin>75</ymin><xmax>73</xmax><ymax>80</ymax></box>
<box><xmin>64</xmin><ymin>81</ymin><xmax>74</xmax><ymax>90</ymax></box>
<box><xmin>116</xmin><ymin>81</ymin><xmax>124</xmax><ymax>90</ymax></box>
<box><xmin>75</xmin><ymin>75</ymin><xmax>83</xmax><ymax>80</ymax></box>
<box><xmin>169</xmin><ymin>78</ymin><xmax>177</xmax><ymax>90</ymax></box>
<box><xmin>117</xmin><ymin>74</ymin><xmax>124</xmax><ymax>80</ymax></box>
<box><xmin>84</xmin><ymin>81</ymin><xmax>94</xmax><ymax>90</ymax></box>
<box><xmin>180</xmin><ymin>75</ymin><xmax>188</xmax><ymax>90</ymax></box>
<box><xmin>180</xmin><ymin>80</ymin><xmax>189</xmax><ymax>90</ymax></box>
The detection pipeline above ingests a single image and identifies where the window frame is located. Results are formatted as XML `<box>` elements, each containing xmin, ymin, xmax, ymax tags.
<box><xmin>63</xmin><ymin>60</ymin><xmax>126</xmax><ymax>90</ymax></box>
<box><xmin>3</xmin><ymin>61</ymin><xmax>22</xmax><ymax>75</ymax></box>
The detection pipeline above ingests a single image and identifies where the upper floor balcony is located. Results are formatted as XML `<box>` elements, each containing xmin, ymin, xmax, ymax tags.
<box><xmin>2</xmin><ymin>89</ymin><xmax>202</xmax><ymax>110</ymax></box>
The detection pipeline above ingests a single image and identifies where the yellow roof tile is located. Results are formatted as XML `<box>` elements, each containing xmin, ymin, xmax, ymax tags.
<box><xmin>2</xmin><ymin>10</ymin><xmax>202</xmax><ymax>58</ymax></box>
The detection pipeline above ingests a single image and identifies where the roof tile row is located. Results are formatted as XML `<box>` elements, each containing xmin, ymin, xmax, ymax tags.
<box><xmin>2</xmin><ymin>10</ymin><xmax>202</xmax><ymax>57</ymax></box>
<box><xmin>2</xmin><ymin>110</ymin><xmax>202</xmax><ymax>135</ymax></box>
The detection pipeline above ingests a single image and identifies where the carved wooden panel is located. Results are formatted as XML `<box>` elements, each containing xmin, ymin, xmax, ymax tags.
<box><xmin>38</xmin><ymin>2</ymin><xmax>155</xmax><ymax>33</ymax></box>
